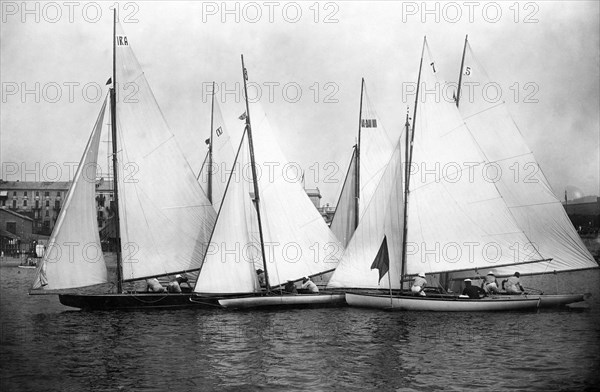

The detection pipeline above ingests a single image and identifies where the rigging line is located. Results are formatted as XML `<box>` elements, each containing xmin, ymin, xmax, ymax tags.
<box><xmin>461</xmin><ymin>100</ymin><xmax>505</xmax><ymax>121</ymax></box>
<box><xmin>488</xmin><ymin>151</ymin><xmax>537</xmax><ymax>165</ymax></box>
<box><xmin>508</xmin><ymin>200</ymin><xmax>566</xmax><ymax>208</ymax></box>
<box><xmin>357</xmin><ymin>141</ymin><xmax>402</xmax><ymax>223</ymax></box>
<box><xmin>359</xmin><ymin>161</ymin><xmax>394</xmax><ymax>195</ymax></box>
<box><xmin>142</xmin><ymin>134</ymin><xmax>175</xmax><ymax>159</ymax></box>
<box><xmin>438</xmin><ymin>120</ymin><xmax>469</xmax><ymax>138</ymax></box>
<box><xmin>197</xmin><ymin>150</ymin><xmax>209</xmax><ymax>181</ymax></box>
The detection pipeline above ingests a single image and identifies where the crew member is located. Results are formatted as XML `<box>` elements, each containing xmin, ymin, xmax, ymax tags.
<box><xmin>411</xmin><ymin>272</ymin><xmax>427</xmax><ymax>296</ymax></box>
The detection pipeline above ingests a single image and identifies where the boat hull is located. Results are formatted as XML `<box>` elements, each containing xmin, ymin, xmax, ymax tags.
<box><xmin>503</xmin><ymin>293</ymin><xmax>585</xmax><ymax>308</ymax></box>
<box><xmin>346</xmin><ymin>293</ymin><xmax>540</xmax><ymax>312</ymax></box>
<box><xmin>218</xmin><ymin>293</ymin><xmax>347</xmax><ymax>309</ymax></box>
<box><xmin>58</xmin><ymin>293</ymin><xmax>224</xmax><ymax>311</ymax></box>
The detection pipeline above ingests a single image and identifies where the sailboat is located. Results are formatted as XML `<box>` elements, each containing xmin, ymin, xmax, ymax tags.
<box><xmin>330</xmin><ymin>37</ymin><xmax>597</xmax><ymax>311</ymax></box>
<box><xmin>329</xmin><ymin>79</ymin><xmax>396</xmax><ymax>248</ymax></box>
<box><xmin>192</xmin><ymin>55</ymin><xmax>346</xmax><ymax>309</ymax></box>
<box><xmin>29</xmin><ymin>11</ymin><xmax>219</xmax><ymax>310</ymax></box>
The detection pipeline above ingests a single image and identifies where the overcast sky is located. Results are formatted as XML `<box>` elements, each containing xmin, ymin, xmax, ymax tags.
<box><xmin>1</xmin><ymin>1</ymin><xmax>598</xmax><ymax>205</ymax></box>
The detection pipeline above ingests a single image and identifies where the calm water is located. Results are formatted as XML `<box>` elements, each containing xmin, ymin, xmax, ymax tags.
<box><xmin>1</xmin><ymin>259</ymin><xmax>599</xmax><ymax>392</ymax></box>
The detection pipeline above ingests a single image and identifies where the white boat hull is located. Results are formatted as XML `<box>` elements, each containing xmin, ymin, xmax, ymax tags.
<box><xmin>218</xmin><ymin>293</ymin><xmax>346</xmax><ymax>309</ymax></box>
<box><xmin>346</xmin><ymin>293</ymin><xmax>540</xmax><ymax>312</ymax></box>
<box><xmin>503</xmin><ymin>294</ymin><xmax>585</xmax><ymax>307</ymax></box>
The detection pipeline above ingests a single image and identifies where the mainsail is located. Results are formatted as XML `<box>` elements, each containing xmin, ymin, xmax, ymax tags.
<box><xmin>358</xmin><ymin>83</ymin><xmax>397</xmax><ymax>217</ymax></box>
<box><xmin>403</xmin><ymin>42</ymin><xmax>541</xmax><ymax>276</ymax></box>
<box><xmin>194</xmin><ymin>102</ymin><xmax>343</xmax><ymax>292</ymax></box>
<box><xmin>329</xmin><ymin>81</ymin><xmax>396</xmax><ymax>247</ymax></box>
<box><xmin>114</xmin><ymin>22</ymin><xmax>216</xmax><ymax>280</ymax></box>
<box><xmin>455</xmin><ymin>41</ymin><xmax>597</xmax><ymax>275</ymax></box>
<box><xmin>32</xmin><ymin>99</ymin><xmax>109</xmax><ymax>290</ymax></box>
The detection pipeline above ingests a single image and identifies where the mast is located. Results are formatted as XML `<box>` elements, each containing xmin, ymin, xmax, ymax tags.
<box><xmin>207</xmin><ymin>81</ymin><xmax>215</xmax><ymax>204</ymax></box>
<box><xmin>355</xmin><ymin>78</ymin><xmax>364</xmax><ymax>229</ymax></box>
<box><xmin>241</xmin><ymin>54</ymin><xmax>271</xmax><ymax>292</ymax></box>
<box><xmin>110</xmin><ymin>8</ymin><xmax>123</xmax><ymax>293</ymax></box>
<box><xmin>400</xmin><ymin>37</ymin><xmax>426</xmax><ymax>289</ymax></box>
<box><xmin>455</xmin><ymin>34</ymin><xmax>468</xmax><ymax>107</ymax></box>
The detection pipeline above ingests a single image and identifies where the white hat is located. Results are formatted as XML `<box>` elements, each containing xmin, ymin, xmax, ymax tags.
<box><xmin>175</xmin><ymin>274</ymin><xmax>182</xmax><ymax>279</ymax></box>
<box><xmin>464</xmin><ymin>278</ymin><xmax>472</xmax><ymax>282</ymax></box>
<box><xmin>418</xmin><ymin>272</ymin><xmax>426</xmax><ymax>278</ymax></box>
<box><xmin>487</xmin><ymin>271</ymin><xmax>495</xmax><ymax>276</ymax></box>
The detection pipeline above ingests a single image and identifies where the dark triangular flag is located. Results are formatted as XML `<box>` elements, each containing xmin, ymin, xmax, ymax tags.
<box><xmin>370</xmin><ymin>236</ymin><xmax>390</xmax><ymax>283</ymax></box>
<box><xmin>106</xmin><ymin>77</ymin><xmax>112</xmax><ymax>85</ymax></box>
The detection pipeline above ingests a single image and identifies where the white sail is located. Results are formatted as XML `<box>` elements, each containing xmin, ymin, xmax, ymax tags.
<box><xmin>194</xmin><ymin>131</ymin><xmax>261</xmax><ymax>293</ymax></box>
<box><xmin>456</xmin><ymin>42</ymin><xmax>597</xmax><ymax>275</ymax></box>
<box><xmin>329</xmin><ymin>82</ymin><xmax>396</xmax><ymax>247</ymax></box>
<box><xmin>327</xmin><ymin>139</ymin><xmax>404</xmax><ymax>289</ymax></box>
<box><xmin>114</xmin><ymin>23</ymin><xmax>216</xmax><ymax>280</ymax></box>
<box><xmin>251</xmin><ymin>104</ymin><xmax>344</xmax><ymax>286</ymax></box>
<box><xmin>404</xmin><ymin>42</ymin><xmax>541</xmax><ymax>276</ymax></box>
<box><xmin>359</xmin><ymin>84</ymin><xmax>397</xmax><ymax>217</ymax></box>
<box><xmin>198</xmin><ymin>98</ymin><xmax>236</xmax><ymax>212</ymax></box>
<box><xmin>195</xmin><ymin>102</ymin><xmax>343</xmax><ymax>292</ymax></box>
<box><xmin>329</xmin><ymin>148</ymin><xmax>357</xmax><ymax>247</ymax></box>
<box><xmin>32</xmin><ymin>99</ymin><xmax>108</xmax><ymax>290</ymax></box>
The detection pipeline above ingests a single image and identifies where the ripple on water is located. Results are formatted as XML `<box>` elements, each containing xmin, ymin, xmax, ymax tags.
<box><xmin>2</xmin><ymin>264</ymin><xmax>600</xmax><ymax>391</ymax></box>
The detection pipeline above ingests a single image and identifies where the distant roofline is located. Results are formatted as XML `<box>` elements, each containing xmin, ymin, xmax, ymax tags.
<box><xmin>0</xmin><ymin>180</ymin><xmax>71</xmax><ymax>190</ymax></box>
<box><xmin>0</xmin><ymin>207</ymin><xmax>34</xmax><ymax>222</ymax></box>
<box><xmin>0</xmin><ymin>179</ymin><xmax>114</xmax><ymax>192</ymax></box>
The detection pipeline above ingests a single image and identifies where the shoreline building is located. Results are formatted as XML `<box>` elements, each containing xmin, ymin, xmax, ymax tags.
<box><xmin>0</xmin><ymin>179</ymin><xmax>115</xmax><ymax>236</ymax></box>
<box><xmin>563</xmin><ymin>196</ymin><xmax>600</xmax><ymax>235</ymax></box>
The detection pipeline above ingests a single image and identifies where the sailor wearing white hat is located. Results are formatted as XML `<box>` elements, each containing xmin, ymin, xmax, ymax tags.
<box><xmin>411</xmin><ymin>272</ymin><xmax>428</xmax><ymax>296</ymax></box>
<box><xmin>483</xmin><ymin>271</ymin><xmax>501</xmax><ymax>294</ymax></box>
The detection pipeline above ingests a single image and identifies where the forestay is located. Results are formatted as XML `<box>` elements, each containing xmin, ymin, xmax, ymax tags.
<box><xmin>32</xmin><ymin>99</ymin><xmax>109</xmax><ymax>290</ymax></box>
<box><xmin>114</xmin><ymin>22</ymin><xmax>216</xmax><ymax>280</ymax></box>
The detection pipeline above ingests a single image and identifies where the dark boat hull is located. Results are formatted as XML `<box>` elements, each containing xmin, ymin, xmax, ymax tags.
<box><xmin>58</xmin><ymin>293</ymin><xmax>224</xmax><ymax>310</ymax></box>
